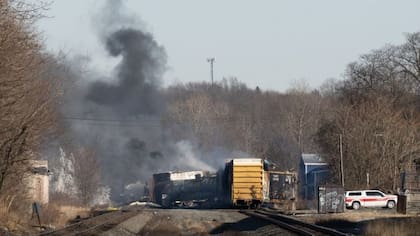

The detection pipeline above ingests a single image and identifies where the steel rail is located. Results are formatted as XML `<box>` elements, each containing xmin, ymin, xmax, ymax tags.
<box><xmin>65</xmin><ymin>218</ymin><xmax>120</xmax><ymax>236</ymax></box>
<box><xmin>39</xmin><ymin>208</ymin><xmax>137</xmax><ymax>236</ymax></box>
<box><xmin>240</xmin><ymin>210</ymin><xmax>350</xmax><ymax>236</ymax></box>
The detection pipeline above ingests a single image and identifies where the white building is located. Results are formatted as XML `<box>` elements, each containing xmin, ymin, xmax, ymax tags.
<box><xmin>26</xmin><ymin>160</ymin><xmax>49</xmax><ymax>204</ymax></box>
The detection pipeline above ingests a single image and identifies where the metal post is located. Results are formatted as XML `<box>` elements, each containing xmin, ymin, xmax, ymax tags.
<box><xmin>207</xmin><ymin>57</ymin><xmax>215</xmax><ymax>85</ymax></box>
<box><xmin>367</xmin><ymin>172</ymin><xmax>369</xmax><ymax>188</ymax></box>
<box><xmin>340</xmin><ymin>134</ymin><xmax>344</xmax><ymax>188</ymax></box>
<box><xmin>32</xmin><ymin>202</ymin><xmax>42</xmax><ymax>228</ymax></box>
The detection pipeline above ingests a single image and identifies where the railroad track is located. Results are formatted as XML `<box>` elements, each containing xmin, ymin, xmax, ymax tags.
<box><xmin>39</xmin><ymin>207</ymin><xmax>140</xmax><ymax>236</ymax></box>
<box><xmin>240</xmin><ymin>209</ymin><xmax>350</xmax><ymax>236</ymax></box>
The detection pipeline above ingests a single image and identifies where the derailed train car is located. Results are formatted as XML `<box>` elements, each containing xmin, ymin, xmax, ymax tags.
<box><xmin>148</xmin><ymin>158</ymin><xmax>297</xmax><ymax>209</ymax></box>
<box><xmin>267</xmin><ymin>171</ymin><xmax>297</xmax><ymax>210</ymax></box>
<box><xmin>152</xmin><ymin>170</ymin><xmax>227</xmax><ymax>208</ymax></box>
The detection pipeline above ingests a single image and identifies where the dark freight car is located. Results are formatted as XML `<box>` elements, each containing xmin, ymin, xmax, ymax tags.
<box><xmin>152</xmin><ymin>171</ymin><xmax>226</xmax><ymax>208</ymax></box>
<box><xmin>267</xmin><ymin>171</ymin><xmax>297</xmax><ymax>210</ymax></box>
<box><xmin>149</xmin><ymin>159</ymin><xmax>298</xmax><ymax>209</ymax></box>
<box><xmin>152</xmin><ymin>172</ymin><xmax>171</xmax><ymax>206</ymax></box>
<box><xmin>269</xmin><ymin>171</ymin><xmax>296</xmax><ymax>201</ymax></box>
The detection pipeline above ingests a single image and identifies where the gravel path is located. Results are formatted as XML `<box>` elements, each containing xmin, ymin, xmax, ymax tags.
<box><xmin>104</xmin><ymin>209</ymin><xmax>294</xmax><ymax>235</ymax></box>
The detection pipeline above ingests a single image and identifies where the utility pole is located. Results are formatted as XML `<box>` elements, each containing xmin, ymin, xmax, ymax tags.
<box><xmin>340</xmin><ymin>134</ymin><xmax>345</xmax><ymax>187</ymax></box>
<box><xmin>207</xmin><ymin>57</ymin><xmax>215</xmax><ymax>85</ymax></box>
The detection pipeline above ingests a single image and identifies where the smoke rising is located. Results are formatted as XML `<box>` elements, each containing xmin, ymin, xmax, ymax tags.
<box><xmin>53</xmin><ymin>0</ymin><xmax>248</xmax><ymax>203</ymax></box>
<box><xmin>86</xmin><ymin>28</ymin><xmax>166</xmax><ymax>115</ymax></box>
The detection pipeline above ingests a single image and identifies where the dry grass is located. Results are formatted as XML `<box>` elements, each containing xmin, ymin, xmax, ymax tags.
<box><xmin>0</xmin><ymin>196</ymin><xmax>15</xmax><ymax>218</ymax></box>
<box><xmin>364</xmin><ymin>218</ymin><xmax>420</xmax><ymax>236</ymax></box>
<box><xmin>302</xmin><ymin>210</ymin><xmax>409</xmax><ymax>224</ymax></box>
<box><xmin>0</xmin><ymin>204</ymin><xmax>21</xmax><ymax>230</ymax></box>
<box><xmin>309</xmin><ymin>210</ymin><xmax>420</xmax><ymax>235</ymax></box>
<box><xmin>0</xmin><ymin>194</ymin><xmax>90</xmax><ymax>231</ymax></box>
<box><xmin>57</xmin><ymin>205</ymin><xmax>90</xmax><ymax>222</ymax></box>
<box><xmin>41</xmin><ymin>203</ymin><xmax>90</xmax><ymax>227</ymax></box>
<box><xmin>0</xmin><ymin>192</ymin><xmax>92</xmax><ymax>231</ymax></box>
<box><xmin>0</xmin><ymin>196</ymin><xmax>33</xmax><ymax>233</ymax></box>
<box><xmin>49</xmin><ymin>192</ymin><xmax>82</xmax><ymax>206</ymax></box>
<box><xmin>42</xmin><ymin>192</ymin><xmax>90</xmax><ymax>227</ymax></box>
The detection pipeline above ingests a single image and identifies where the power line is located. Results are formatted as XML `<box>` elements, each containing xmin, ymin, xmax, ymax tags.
<box><xmin>61</xmin><ymin>116</ymin><xmax>167</xmax><ymax>128</ymax></box>
<box><xmin>60</xmin><ymin>115</ymin><xmax>274</xmax><ymax>128</ymax></box>
<box><xmin>62</xmin><ymin>116</ymin><xmax>160</xmax><ymax>123</ymax></box>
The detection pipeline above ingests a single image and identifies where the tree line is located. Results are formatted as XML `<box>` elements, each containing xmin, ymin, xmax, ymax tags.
<box><xmin>0</xmin><ymin>0</ymin><xmax>58</xmax><ymax>216</ymax></box>
<box><xmin>164</xmin><ymin>33</ymin><xmax>420</xmax><ymax>192</ymax></box>
<box><xmin>0</xmin><ymin>1</ymin><xmax>99</xmax><ymax>224</ymax></box>
<box><xmin>317</xmin><ymin>33</ymin><xmax>420</xmax><ymax>191</ymax></box>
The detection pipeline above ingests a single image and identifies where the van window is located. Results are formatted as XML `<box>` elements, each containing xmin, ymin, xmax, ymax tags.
<box><xmin>366</xmin><ymin>191</ymin><xmax>384</xmax><ymax>197</ymax></box>
<box><xmin>348</xmin><ymin>192</ymin><xmax>361</xmax><ymax>196</ymax></box>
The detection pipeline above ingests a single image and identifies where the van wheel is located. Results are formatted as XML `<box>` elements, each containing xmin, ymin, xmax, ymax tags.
<box><xmin>387</xmin><ymin>200</ymin><xmax>396</xmax><ymax>209</ymax></box>
<box><xmin>352</xmin><ymin>201</ymin><xmax>361</xmax><ymax>210</ymax></box>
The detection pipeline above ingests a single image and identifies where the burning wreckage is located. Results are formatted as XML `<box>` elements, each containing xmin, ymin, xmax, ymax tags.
<box><xmin>144</xmin><ymin>158</ymin><xmax>297</xmax><ymax>209</ymax></box>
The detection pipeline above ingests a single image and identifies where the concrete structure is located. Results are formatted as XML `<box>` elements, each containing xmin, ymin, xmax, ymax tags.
<box><xmin>398</xmin><ymin>158</ymin><xmax>420</xmax><ymax>214</ymax></box>
<box><xmin>26</xmin><ymin>160</ymin><xmax>49</xmax><ymax>204</ymax></box>
<box><xmin>299</xmin><ymin>153</ymin><xmax>329</xmax><ymax>200</ymax></box>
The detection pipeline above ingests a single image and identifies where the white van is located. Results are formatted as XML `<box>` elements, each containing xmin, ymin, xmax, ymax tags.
<box><xmin>345</xmin><ymin>190</ymin><xmax>397</xmax><ymax>210</ymax></box>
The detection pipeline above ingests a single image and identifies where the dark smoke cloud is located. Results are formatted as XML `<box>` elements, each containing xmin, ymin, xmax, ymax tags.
<box><xmin>49</xmin><ymin>0</ymin><xmax>249</xmax><ymax>204</ymax></box>
<box><xmin>93</xmin><ymin>0</ymin><xmax>144</xmax><ymax>40</ymax></box>
<box><xmin>86</xmin><ymin>28</ymin><xmax>166</xmax><ymax>115</ymax></box>
<box><xmin>53</xmin><ymin>0</ymin><xmax>171</xmax><ymax>202</ymax></box>
<box><xmin>84</xmin><ymin>1</ymin><xmax>168</xmax><ymax>201</ymax></box>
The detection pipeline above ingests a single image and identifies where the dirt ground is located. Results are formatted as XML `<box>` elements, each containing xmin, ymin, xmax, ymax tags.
<box><xmin>108</xmin><ymin>209</ymin><xmax>294</xmax><ymax>236</ymax></box>
<box><xmin>38</xmin><ymin>206</ymin><xmax>420</xmax><ymax>235</ymax></box>
<box><xmin>103</xmin><ymin>207</ymin><xmax>420</xmax><ymax>235</ymax></box>
<box><xmin>296</xmin><ymin>208</ymin><xmax>420</xmax><ymax>235</ymax></box>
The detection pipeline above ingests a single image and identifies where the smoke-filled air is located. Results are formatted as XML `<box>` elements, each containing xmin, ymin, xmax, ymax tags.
<box><xmin>51</xmin><ymin>0</ymin><xmax>248</xmax><ymax>203</ymax></box>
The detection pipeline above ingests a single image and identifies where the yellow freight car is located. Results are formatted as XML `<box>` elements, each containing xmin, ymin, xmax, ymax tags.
<box><xmin>226</xmin><ymin>158</ymin><xmax>267</xmax><ymax>208</ymax></box>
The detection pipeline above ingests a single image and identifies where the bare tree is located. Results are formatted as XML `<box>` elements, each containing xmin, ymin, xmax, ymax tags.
<box><xmin>285</xmin><ymin>83</ymin><xmax>323</xmax><ymax>153</ymax></box>
<box><xmin>72</xmin><ymin>148</ymin><xmax>101</xmax><ymax>206</ymax></box>
<box><xmin>0</xmin><ymin>0</ymin><xmax>57</xmax><ymax>196</ymax></box>
<box><xmin>168</xmin><ymin>91</ymin><xmax>229</xmax><ymax>149</ymax></box>
<box><xmin>393</xmin><ymin>32</ymin><xmax>420</xmax><ymax>86</ymax></box>
<box><xmin>165</xmin><ymin>79</ymin><xmax>306</xmax><ymax>169</ymax></box>
<box><xmin>317</xmin><ymin>95</ymin><xmax>419</xmax><ymax>191</ymax></box>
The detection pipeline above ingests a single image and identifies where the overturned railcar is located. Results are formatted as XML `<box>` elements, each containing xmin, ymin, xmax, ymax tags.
<box><xmin>149</xmin><ymin>158</ymin><xmax>297</xmax><ymax>209</ymax></box>
<box><xmin>152</xmin><ymin>171</ymin><xmax>225</xmax><ymax>208</ymax></box>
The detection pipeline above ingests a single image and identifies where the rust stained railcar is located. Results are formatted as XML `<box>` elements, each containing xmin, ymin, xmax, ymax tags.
<box><xmin>266</xmin><ymin>170</ymin><xmax>297</xmax><ymax>211</ymax></box>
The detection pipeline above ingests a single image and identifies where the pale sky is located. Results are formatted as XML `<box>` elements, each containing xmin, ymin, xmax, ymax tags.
<box><xmin>37</xmin><ymin>0</ymin><xmax>420</xmax><ymax>92</ymax></box>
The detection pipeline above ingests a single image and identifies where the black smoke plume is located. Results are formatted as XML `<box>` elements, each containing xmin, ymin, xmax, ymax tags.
<box><xmin>52</xmin><ymin>0</ymin><xmax>247</xmax><ymax>203</ymax></box>
<box><xmin>86</xmin><ymin>28</ymin><xmax>165</xmax><ymax>116</ymax></box>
